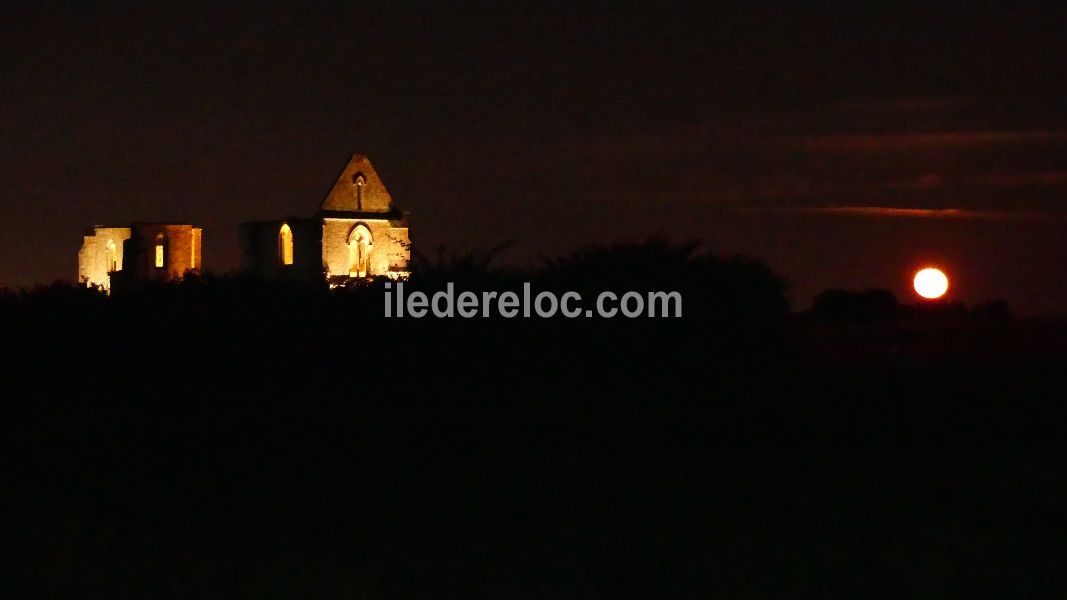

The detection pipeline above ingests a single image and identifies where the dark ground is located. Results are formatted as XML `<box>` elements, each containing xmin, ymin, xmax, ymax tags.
<box><xmin>3</xmin><ymin>243</ymin><xmax>1066</xmax><ymax>597</ymax></box>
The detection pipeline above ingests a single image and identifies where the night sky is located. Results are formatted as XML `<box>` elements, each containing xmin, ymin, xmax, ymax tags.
<box><xmin>3</xmin><ymin>2</ymin><xmax>1066</xmax><ymax>314</ymax></box>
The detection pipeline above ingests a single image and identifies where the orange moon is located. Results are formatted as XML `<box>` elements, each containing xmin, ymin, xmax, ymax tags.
<box><xmin>913</xmin><ymin>267</ymin><xmax>949</xmax><ymax>299</ymax></box>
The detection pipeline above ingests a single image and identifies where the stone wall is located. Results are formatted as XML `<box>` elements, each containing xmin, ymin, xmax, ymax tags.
<box><xmin>320</xmin><ymin>154</ymin><xmax>394</xmax><ymax>213</ymax></box>
<box><xmin>240</xmin><ymin>219</ymin><xmax>323</xmax><ymax>280</ymax></box>
<box><xmin>322</xmin><ymin>217</ymin><xmax>410</xmax><ymax>278</ymax></box>
<box><xmin>124</xmin><ymin>224</ymin><xmax>202</xmax><ymax>281</ymax></box>
<box><xmin>77</xmin><ymin>226</ymin><xmax>132</xmax><ymax>290</ymax></box>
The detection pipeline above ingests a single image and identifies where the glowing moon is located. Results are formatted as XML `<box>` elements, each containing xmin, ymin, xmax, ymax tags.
<box><xmin>913</xmin><ymin>267</ymin><xmax>949</xmax><ymax>299</ymax></box>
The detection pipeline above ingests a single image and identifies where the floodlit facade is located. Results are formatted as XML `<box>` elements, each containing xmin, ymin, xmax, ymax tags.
<box><xmin>78</xmin><ymin>226</ymin><xmax>132</xmax><ymax>291</ymax></box>
<box><xmin>78</xmin><ymin>223</ymin><xmax>202</xmax><ymax>291</ymax></box>
<box><xmin>240</xmin><ymin>154</ymin><xmax>411</xmax><ymax>284</ymax></box>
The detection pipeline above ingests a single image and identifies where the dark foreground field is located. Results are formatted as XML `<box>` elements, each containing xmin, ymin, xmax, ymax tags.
<box><xmin>4</xmin><ymin>250</ymin><xmax>1066</xmax><ymax>597</ymax></box>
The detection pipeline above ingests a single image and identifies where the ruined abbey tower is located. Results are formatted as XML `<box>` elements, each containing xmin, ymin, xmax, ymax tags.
<box><xmin>240</xmin><ymin>154</ymin><xmax>411</xmax><ymax>284</ymax></box>
<box><xmin>78</xmin><ymin>223</ymin><xmax>202</xmax><ymax>291</ymax></box>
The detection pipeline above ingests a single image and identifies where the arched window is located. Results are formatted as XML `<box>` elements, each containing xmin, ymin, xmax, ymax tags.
<box><xmin>105</xmin><ymin>239</ymin><xmax>118</xmax><ymax>273</ymax></box>
<box><xmin>154</xmin><ymin>232</ymin><xmax>166</xmax><ymax>268</ymax></box>
<box><xmin>347</xmin><ymin>224</ymin><xmax>373</xmax><ymax>277</ymax></box>
<box><xmin>278</xmin><ymin>223</ymin><xmax>294</xmax><ymax>266</ymax></box>
<box><xmin>352</xmin><ymin>173</ymin><xmax>367</xmax><ymax>210</ymax></box>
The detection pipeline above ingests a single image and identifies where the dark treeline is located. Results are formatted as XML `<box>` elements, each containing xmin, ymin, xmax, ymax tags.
<box><xmin>3</xmin><ymin>240</ymin><xmax>1066</xmax><ymax>597</ymax></box>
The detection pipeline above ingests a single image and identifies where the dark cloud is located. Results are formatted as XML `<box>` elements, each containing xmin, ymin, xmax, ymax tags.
<box><xmin>784</xmin><ymin>130</ymin><xmax>1067</xmax><ymax>152</ymax></box>
<box><xmin>744</xmin><ymin>206</ymin><xmax>1060</xmax><ymax>221</ymax></box>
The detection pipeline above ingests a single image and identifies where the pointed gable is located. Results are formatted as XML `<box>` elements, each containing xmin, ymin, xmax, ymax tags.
<box><xmin>320</xmin><ymin>154</ymin><xmax>394</xmax><ymax>213</ymax></box>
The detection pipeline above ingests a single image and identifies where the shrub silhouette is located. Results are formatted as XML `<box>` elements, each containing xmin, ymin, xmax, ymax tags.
<box><xmin>0</xmin><ymin>238</ymin><xmax>1063</xmax><ymax>597</ymax></box>
<box><xmin>811</xmin><ymin>288</ymin><xmax>900</xmax><ymax>322</ymax></box>
<box><xmin>541</xmin><ymin>237</ymin><xmax>789</xmax><ymax>322</ymax></box>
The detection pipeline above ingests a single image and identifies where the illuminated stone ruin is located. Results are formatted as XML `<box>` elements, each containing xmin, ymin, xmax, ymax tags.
<box><xmin>240</xmin><ymin>154</ymin><xmax>411</xmax><ymax>284</ymax></box>
<box><xmin>77</xmin><ymin>153</ymin><xmax>409</xmax><ymax>291</ymax></box>
<box><xmin>78</xmin><ymin>223</ymin><xmax>202</xmax><ymax>291</ymax></box>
